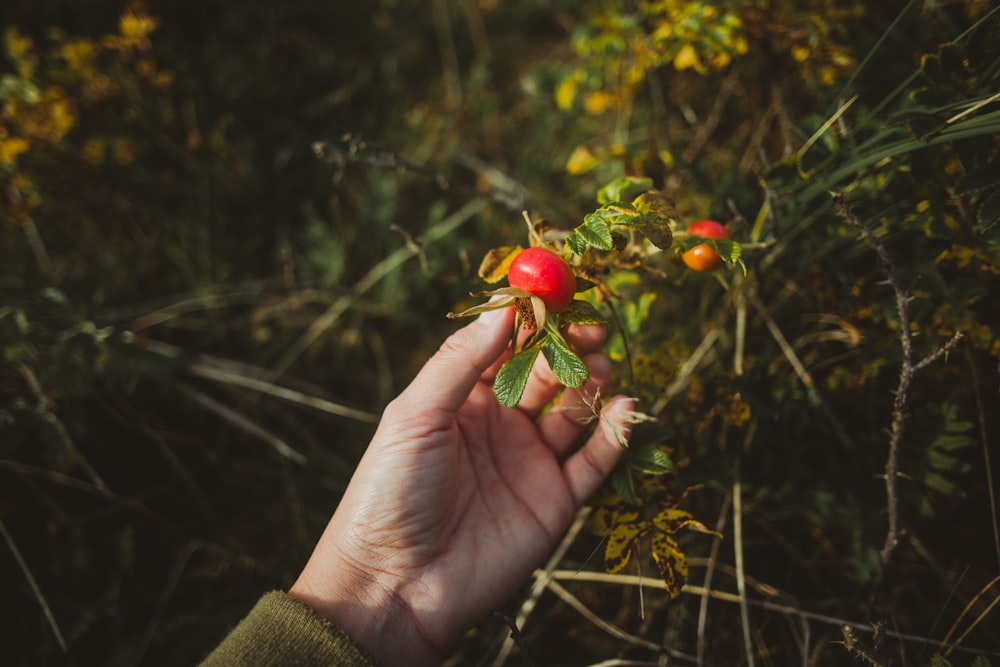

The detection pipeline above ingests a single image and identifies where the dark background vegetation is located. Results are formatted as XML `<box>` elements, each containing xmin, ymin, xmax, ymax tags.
<box><xmin>2</xmin><ymin>1</ymin><xmax>998</xmax><ymax>665</ymax></box>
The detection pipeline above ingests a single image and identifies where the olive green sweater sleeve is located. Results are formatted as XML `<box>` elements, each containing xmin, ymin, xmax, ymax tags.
<box><xmin>199</xmin><ymin>591</ymin><xmax>381</xmax><ymax>667</ymax></box>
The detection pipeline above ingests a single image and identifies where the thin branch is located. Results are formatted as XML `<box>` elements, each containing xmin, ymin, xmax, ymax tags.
<box><xmin>0</xmin><ymin>519</ymin><xmax>68</xmax><ymax>653</ymax></box>
<box><xmin>490</xmin><ymin>611</ymin><xmax>534</xmax><ymax>667</ymax></box>
<box><xmin>548</xmin><ymin>577</ymin><xmax>659</xmax><ymax>650</ymax></box>
<box><xmin>314</xmin><ymin>135</ymin><xmax>529</xmax><ymax>211</ymax></box>
<box><xmin>0</xmin><ymin>460</ymin><xmax>148</xmax><ymax>514</ymax></box>
<box><xmin>651</xmin><ymin>327</ymin><xmax>720</xmax><ymax>415</ymax></box>
<box><xmin>748</xmin><ymin>291</ymin><xmax>857</xmax><ymax>452</ymax></box>
<box><xmin>683</xmin><ymin>64</ymin><xmax>744</xmax><ymax>163</ymax></box>
<box><xmin>175</xmin><ymin>382</ymin><xmax>308</xmax><ymax>464</ymax></box>
<box><xmin>733</xmin><ymin>469</ymin><xmax>755</xmax><ymax>667</ymax></box>
<box><xmin>697</xmin><ymin>493</ymin><xmax>732</xmax><ymax>666</ymax></box>
<box><xmin>966</xmin><ymin>346</ymin><xmax>1000</xmax><ymax>570</ymax></box>
<box><xmin>746</xmin><ymin>292</ymin><xmax>816</xmax><ymax>399</ymax></box>
<box><xmin>490</xmin><ymin>508</ymin><xmax>592</xmax><ymax>667</ymax></box>
<box><xmin>14</xmin><ymin>364</ymin><xmax>109</xmax><ymax>493</ymax></box>
<box><xmin>943</xmin><ymin>591</ymin><xmax>1000</xmax><ymax>658</ymax></box>
<box><xmin>940</xmin><ymin>574</ymin><xmax>1000</xmax><ymax>656</ymax></box>
<box><xmin>598</xmin><ymin>283</ymin><xmax>634</xmax><ymax>386</ymax></box>
<box><xmin>832</xmin><ymin>192</ymin><xmax>965</xmax><ymax>601</ymax></box>
<box><xmin>142</xmin><ymin>339</ymin><xmax>380</xmax><ymax>424</ymax></box>
<box><xmin>733</xmin><ymin>278</ymin><xmax>747</xmax><ymax>377</ymax></box>
<box><xmin>543</xmin><ymin>570</ymin><xmax>1000</xmax><ymax>660</ymax></box>
<box><xmin>431</xmin><ymin>0</ymin><xmax>463</xmax><ymax>113</ymax></box>
<box><xmin>265</xmin><ymin>197</ymin><xmax>486</xmax><ymax>381</ymax></box>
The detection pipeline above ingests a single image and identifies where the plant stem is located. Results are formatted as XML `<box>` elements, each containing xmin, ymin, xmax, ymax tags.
<box><xmin>832</xmin><ymin>193</ymin><xmax>964</xmax><ymax>604</ymax></box>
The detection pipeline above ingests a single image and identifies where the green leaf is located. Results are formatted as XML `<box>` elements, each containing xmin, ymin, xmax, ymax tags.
<box><xmin>970</xmin><ymin>656</ymin><xmax>993</xmax><ymax>667</ymax></box>
<box><xmin>977</xmin><ymin>188</ymin><xmax>1000</xmax><ymax>236</ymax></box>
<box><xmin>922</xmin><ymin>471</ymin><xmax>964</xmax><ymax>497</ymax></box>
<box><xmin>597</xmin><ymin>176</ymin><xmax>653</xmax><ymax>204</ymax></box>
<box><xmin>566</xmin><ymin>231</ymin><xmax>588</xmax><ymax>255</ymax></box>
<box><xmin>620</xmin><ymin>291</ymin><xmax>657</xmax><ymax>336</ymax></box>
<box><xmin>614</xmin><ymin>211</ymin><xmax>673</xmax><ymax>249</ymax></box>
<box><xmin>677</xmin><ymin>236</ymin><xmax>743</xmax><ymax>264</ymax></box>
<box><xmin>713</xmin><ymin>238</ymin><xmax>743</xmax><ymax>264</ymax></box>
<box><xmin>493</xmin><ymin>347</ymin><xmax>541</xmax><ymax>407</ymax></box>
<box><xmin>930</xmin><ymin>654</ymin><xmax>953</xmax><ymax>667</ymax></box>
<box><xmin>543</xmin><ymin>333</ymin><xmax>590</xmax><ymax>388</ymax></box>
<box><xmin>559</xmin><ymin>299</ymin><xmax>607</xmax><ymax>325</ymax></box>
<box><xmin>573</xmin><ymin>212</ymin><xmax>615</xmax><ymax>251</ymax></box>
<box><xmin>953</xmin><ymin>168</ymin><xmax>1000</xmax><ymax>197</ymax></box>
<box><xmin>628</xmin><ymin>445</ymin><xmax>674</xmax><ymax>475</ymax></box>
<box><xmin>610</xmin><ymin>465</ymin><xmax>638</xmax><ymax>505</ymax></box>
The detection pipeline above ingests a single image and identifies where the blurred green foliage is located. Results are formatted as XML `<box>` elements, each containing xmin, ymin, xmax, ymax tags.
<box><xmin>2</xmin><ymin>0</ymin><xmax>999</xmax><ymax>665</ymax></box>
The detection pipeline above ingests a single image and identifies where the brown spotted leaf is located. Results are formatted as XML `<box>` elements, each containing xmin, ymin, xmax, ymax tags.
<box><xmin>604</xmin><ymin>512</ymin><xmax>646</xmax><ymax>575</ymax></box>
<box><xmin>651</xmin><ymin>532</ymin><xmax>688</xmax><ymax>599</ymax></box>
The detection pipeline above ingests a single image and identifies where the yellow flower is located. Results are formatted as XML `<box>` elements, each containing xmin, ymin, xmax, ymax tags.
<box><xmin>120</xmin><ymin>12</ymin><xmax>157</xmax><ymax>40</ymax></box>
<box><xmin>5</xmin><ymin>28</ymin><xmax>38</xmax><ymax>79</ymax></box>
<box><xmin>673</xmin><ymin>43</ymin><xmax>703</xmax><ymax>72</ymax></box>
<box><xmin>3</xmin><ymin>27</ymin><xmax>33</xmax><ymax>59</ymax></box>
<box><xmin>60</xmin><ymin>39</ymin><xmax>97</xmax><ymax>69</ymax></box>
<box><xmin>0</xmin><ymin>136</ymin><xmax>30</xmax><ymax>165</ymax></box>
<box><xmin>584</xmin><ymin>90</ymin><xmax>615</xmax><ymax>115</ymax></box>
<box><xmin>555</xmin><ymin>75</ymin><xmax>578</xmax><ymax>111</ymax></box>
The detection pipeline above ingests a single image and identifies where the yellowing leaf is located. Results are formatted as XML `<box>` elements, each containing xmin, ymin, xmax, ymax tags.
<box><xmin>652</xmin><ymin>507</ymin><xmax>696</xmax><ymax>534</ymax></box>
<box><xmin>559</xmin><ymin>300</ymin><xmax>607</xmax><ymax>326</ymax></box>
<box><xmin>604</xmin><ymin>512</ymin><xmax>645</xmax><ymax>574</ymax></box>
<box><xmin>590</xmin><ymin>500</ymin><xmax>624</xmax><ymax>535</ymax></box>
<box><xmin>651</xmin><ymin>532</ymin><xmax>688</xmax><ymax>598</ymax></box>
<box><xmin>566</xmin><ymin>145</ymin><xmax>599</xmax><ymax>175</ymax></box>
<box><xmin>478</xmin><ymin>246</ymin><xmax>521</xmax><ymax>283</ymax></box>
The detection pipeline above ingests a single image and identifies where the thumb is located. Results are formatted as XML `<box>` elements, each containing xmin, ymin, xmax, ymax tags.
<box><xmin>394</xmin><ymin>305</ymin><xmax>515</xmax><ymax>418</ymax></box>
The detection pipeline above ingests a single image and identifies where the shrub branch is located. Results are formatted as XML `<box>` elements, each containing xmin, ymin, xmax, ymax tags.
<box><xmin>832</xmin><ymin>192</ymin><xmax>964</xmax><ymax>599</ymax></box>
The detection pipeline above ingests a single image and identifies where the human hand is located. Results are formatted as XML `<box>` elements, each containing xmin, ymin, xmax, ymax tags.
<box><xmin>289</xmin><ymin>305</ymin><xmax>635</xmax><ymax>666</ymax></box>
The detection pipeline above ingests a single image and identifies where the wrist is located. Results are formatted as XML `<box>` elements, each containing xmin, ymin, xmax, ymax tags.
<box><xmin>288</xmin><ymin>533</ymin><xmax>445</xmax><ymax>667</ymax></box>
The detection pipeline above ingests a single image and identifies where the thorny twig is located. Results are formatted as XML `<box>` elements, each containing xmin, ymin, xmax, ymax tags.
<box><xmin>491</xmin><ymin>611</ymin><xmax>535</xmax><ymax>667</ymax></box>
<box><xmin>832</xmin><ymin>192</ymin><xmax>965</xmax><ymax>605</ymax></box>
<box><xmin>837</xmin><ymin>621</ymin><xmax>889</xmax><ymax>667</ymax></box>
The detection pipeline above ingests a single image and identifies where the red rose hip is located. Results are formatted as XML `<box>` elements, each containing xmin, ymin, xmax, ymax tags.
<box><xmin>507</xmin><ymin>247</ymin><xmax>577</xmax><ymax>313</ymax></box>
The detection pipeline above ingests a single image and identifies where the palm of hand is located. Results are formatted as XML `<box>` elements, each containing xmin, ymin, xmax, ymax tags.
<box><xmin>291</xmin><ymin>308</ymin><xmax>631</xmax><ymax>664</ymax></box>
